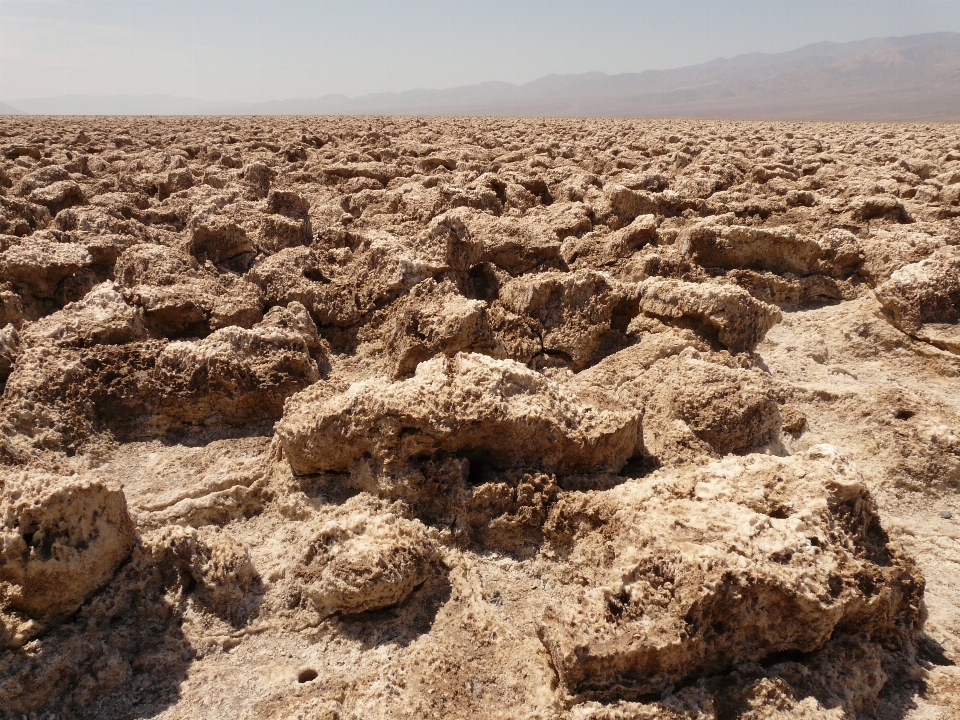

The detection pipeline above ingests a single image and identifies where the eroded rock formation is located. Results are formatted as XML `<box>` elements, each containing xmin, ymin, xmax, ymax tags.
<box><xmin>0</xmin><ymin>116</ymin><xmax>958</xmax><ymax>719</ymax></box>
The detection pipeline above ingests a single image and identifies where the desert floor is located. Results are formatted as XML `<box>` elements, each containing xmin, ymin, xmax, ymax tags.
<box><xmin>0</xmin><ymin>116</ymin><xmax>958</xmax><ymax>719</ymax></box>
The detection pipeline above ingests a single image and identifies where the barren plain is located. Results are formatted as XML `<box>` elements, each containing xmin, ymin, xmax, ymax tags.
<box><xmin>0</xmin><ymin>116</ymin><xmax>958</xmax><ymax>719</ymax></box>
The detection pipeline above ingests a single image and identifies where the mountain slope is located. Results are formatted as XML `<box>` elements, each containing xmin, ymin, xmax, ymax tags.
<box><xmin>5</xmin><ymin>32</ymin><xmax>960</xmax><ymax>119</ymax></box>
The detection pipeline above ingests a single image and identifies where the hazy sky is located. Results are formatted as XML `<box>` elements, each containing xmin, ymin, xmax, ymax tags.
<box><xmin>2</xmin><ymin>0</ymin><xmax>960</xmax><ymax>102</ymax></box>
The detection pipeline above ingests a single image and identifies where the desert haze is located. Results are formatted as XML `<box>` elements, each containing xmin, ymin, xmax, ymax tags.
<box><xmin>4</xmin><ymin>32</ymin><xmax>960</xmax><ymax>120</ymax></box>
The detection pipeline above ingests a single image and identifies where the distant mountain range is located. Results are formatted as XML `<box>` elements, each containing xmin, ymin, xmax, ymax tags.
<box><xmin>3</xmin><ymin>32</ymin><xmax>960</xmax><ymax>120</ymax></box>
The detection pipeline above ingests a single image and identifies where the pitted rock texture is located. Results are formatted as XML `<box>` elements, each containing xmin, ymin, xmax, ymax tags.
<box><xmin>875</xmin><ymin>245</ymin><xmax>960</xmax><ymax>352</ymax></box>
<box><xmin>290</xmin><ymin>496</ymin><xmax>439</xmax><ymax>617</ymax></box>
<box><xmin>0</xmin><ymin>473</ymin><xmax>135</xmax><ymax>647</ymax></box>
<box><xmin>636</xmin><ymin>277</ymin><xmax>782</xmax><ymax>353</ymax></box>
<box><xmin>0</xmin><ymin>116</ymin><xmax>958</xmax><ymax>720</ymax></box>
<box><xmin>277</xmin><ymin>352</ymin><xmax>639</xmax><ymax>478</ymax></box>
<box><xmin>539</xmin><ymin>447</ymin><xmax>924</xmax><ymax>700</ymax></box>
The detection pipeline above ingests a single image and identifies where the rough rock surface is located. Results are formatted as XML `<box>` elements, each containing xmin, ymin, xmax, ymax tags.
<box><xmin>0</xmin><ymin>473</ymin><xmax>135</xmax><ymax>646</ymax></box>
<box><xmin>291</xmin><ymin>496</ymin><xmax>439</xmax><ymax>616</ymax></box>
<box><xmin>0</xmin><ymin>116</ymin><xmax>958</xmax><ymax>720</ymax></box>
<box><xmin>540</xmin><ymin>447</ymin><xmax>924</xmax><ymax>700</ymax></box>
<box><xmin>875</xmin><ymin>245</ymin><xmax>960</xmax><ymax>352</ymax></box>
<box><xmin>637</xmin><ymin>277</ymin><xmax>782</xmax><ymax>352</ymax></box>
<box><xmin>277</xmin><ymin>352</ymin><xmax>639</xmax><ymax>478</ymax></box>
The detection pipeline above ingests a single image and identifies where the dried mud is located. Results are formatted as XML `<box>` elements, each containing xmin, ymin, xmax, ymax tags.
<box><xmin>0</xmin><ymin>116</ymin><xmax>959</xmax><ymax>719</ymax></box>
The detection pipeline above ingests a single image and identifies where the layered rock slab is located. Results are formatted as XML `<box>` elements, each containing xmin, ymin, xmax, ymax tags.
<box><xmin>636</xmin><ymin>278</ymin><xmax>782</xmax><ymax>353</ymax></box>
<box><xmin>678</xmin><ymin>223</ymin><xmax>863</xmax><ymax>278</ymax></box>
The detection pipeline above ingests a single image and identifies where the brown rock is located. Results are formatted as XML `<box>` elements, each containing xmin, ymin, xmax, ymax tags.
<box><xmin>0</xmin><ymin>235</ymin><xmax>92</xmax><ymax>298</ymax></box>
<box><xmin>28</xmin><ymin>180</ymin><xmax>85</xmax><ymax>214</ymax></box>
<box><xmin>875</xmin><ymin>245</ymin><xmax>960</xmax><ymax>353</ymax></box>
<box><xmin>500</xmin><ymin>269</ymin><xmax>638</xmax><ymax>370</ymax></box>
<box><xmin>540</xmin><ymin>447</ymin><xmax>924</xmax><ymax>699</ymax></box>
<box><xmin>381</xmin><ymin>278</ymin><xmax>490</xmax><ymax>376</ymax></box>
<box><xmin>0</xmin><ymin>473</ymin><xmax>135</xmax><ymax>645</ymax></box>
<box><xmin>637</xmin><ymin>278</ymin><xmax>782</xmax><ymax>353</ymax></box>
<box><xmin>277</xmin><ymin>352</ymin><xmax>639</xmax><ymax>477</ymax></box>
<box><xmin>679</xmin><ymin>223</ymin><xmax>863</xmax><ymax>277</ymax></box>
<box><xmin>292</xmin><ymin>496</ymin><xmax>438</xmax><ymax>616</ymax></box>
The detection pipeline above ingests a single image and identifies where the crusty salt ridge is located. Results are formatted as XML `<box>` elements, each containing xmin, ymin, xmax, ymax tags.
<box><xmin>0</xmin><ymin>116</ymin><xmax>957</xmax><ymax>719</ymax></box>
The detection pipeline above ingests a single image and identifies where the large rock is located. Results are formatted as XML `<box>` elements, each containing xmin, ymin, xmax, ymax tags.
<box><xmin>250</xmin><ymin>230</ymin><xmax>447</xmax><ymax>329</ymax></box>
<box><xmin>600</xmin><ymin>184</ymin><xmax>659</xmax><ymax>228</ymax></box>
<box><xmin>16</xmin><ymin>165</ymin><xmax>70</xmax><ymax>196</ymax></box>
<box><xmin>277</xmin><ymin>352</ymin><xmax>639</xmax><ymax>477</ymax></box>
<box><xmin>28</xmin><ymin>180</ymin><xmax>85</xmax><ymax>214</ymax></box>
<box><xmin>569</xmin><ymin>338</ymin><xmax>781</xmax><ymax>466</ymax></box>
<box><xmin>292</xmin><ymin>496</ymin><xmax>438</xmax><ymax>616</ymax></box>
<box><xmin>116</xmin><ymin>243</ymin><xmax>262</xmax><ymax>336</ymax></box>
<box><xmin>637</xmin><ymin>278</ymin><xmax>782</xmax><ymax>353</ymax></box>
<box><xmin>428</xmin><ymin>207</ymin><xmax>562</xmax><ymax>275</ymax></box>
<box><xmin>0</xmin><ymin>473</ymin><xmax>135</xmax><ymax>646</ymax></box>
<box><xmin>0</xmin><ymin>196</ymin><xmax>52</xmax><ymax>237</ymax></box>
<box><xmin>150</xmin><ymin>303</ymin><xmax>322</xmax><ymax>427</ymax></box>
<box><xmin>678</xmin><ymin>223</ymin><xmax>863</xmax><ymax>278</ymax></box>
<box><xmin>258</xmin><ymin>189</ymin><xmax>312</xmax><ymax>253</ymax></box>
<box><xmin>500</xmin><ymin>269</ymin><xmax>638</xmax><ymax>370</ymax></box>
<box><xmin>185</xmin><ymin>213</ymin><xmax>255</xmax><ymax>267</ymax></box>
<box><xmin>539</xmin><ymin>447</ymin><xmax>925</xmax><ymax>699</ymax></box>
<box><xmin>381</xmin><ymin>278</ymin><xmax>490</xmax><ymax>377</ymax></box>
<box><xmin>0</xmin><ymin>302</ymin><xmax>321</xmax><ymax>451</ymax></box>
<box><xmin>858</xmin><ymin>227</ymin><xmax>948</xmax><ymax>285</ymax></box>
<box><xmin>874</xmin><ymin>245</ymin><xmax>960</xmax><ymax>352</ymax></box>
<box><xmin>0</xmin><ymin>235</ymin><xmax>92</xmax><ymax>299</ymax></box>
<box><xmin>19</xmin><ymin>282</ymin><xmax>146</xmax><ymax>348</ymax></box>
<box><xmin>641</xmin><ymin>352</ymin><xmax>781</xmax><ymax>465</ymax></box>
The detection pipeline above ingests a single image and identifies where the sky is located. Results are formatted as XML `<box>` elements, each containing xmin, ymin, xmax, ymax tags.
<box><xmin>2</xmin><ymin>0</ymin><xmax>960</xmax><ymax>103</ymax></box>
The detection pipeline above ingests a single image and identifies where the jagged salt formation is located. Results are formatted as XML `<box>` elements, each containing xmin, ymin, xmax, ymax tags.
<box><xmin>0</xmin><ymin>116</ymin><xmax>957</xmax><ymax>720</ymax></box>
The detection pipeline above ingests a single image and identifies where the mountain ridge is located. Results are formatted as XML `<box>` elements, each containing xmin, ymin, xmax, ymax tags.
<box><xmin>4</xmin><ymin>32</ymin><xmax>959</xmax><ymax>119</ymax></box>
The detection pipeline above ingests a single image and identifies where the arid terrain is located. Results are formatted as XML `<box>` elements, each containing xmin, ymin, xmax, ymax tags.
<box><xmin>0</xmin><ymin>115</ymin><xmax>958</xmax><ymax>719</ymax></box>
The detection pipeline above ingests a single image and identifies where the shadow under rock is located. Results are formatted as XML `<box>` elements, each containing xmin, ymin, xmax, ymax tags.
<box><xmin>917</xmin><ymin>634</ymin><xmax>955</xmax><ymax>668</ymax></box>
<box><xmin>0</xmin><ymin>534</ymin><xmax>268</xmax><ymax>719</ymax></box>
<box><xmin>0</xmin><ymin>583</ymin><xmax>192</xmax><ymax>720</ymax></box>
<box><xmin>152</xmin><ymin>419</ymin><xmax>277</xmax><ymax>448</ymax></box>
<box><xmin>704</xmin><ymin>636</ymin><xmax>927</xmax><ymax>720</ymax></box>
<box><xmin>332</xmin><ymin>569</ymin><xmax>452</xmax><ymax>651</ymax></box>
<box><xmin>296</xmin><ymin>471</ymin><xmax>365</xmax><ymax>505</ymax></box>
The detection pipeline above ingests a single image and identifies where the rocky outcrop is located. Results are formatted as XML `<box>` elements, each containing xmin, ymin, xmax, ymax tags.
<box><xmin>116</xmin><ymin>243</ymin><xmax>263</xmax><ymax>336</ymax></box>
<box><xmin>640</xmin><ymin>352</ymin><xmax>782</xmax><ymax>464</ymax></box>
<box><xmin>0</xmin><ymin>234</ymin><xmax>92</xmax><ymax>299</ymax></box>
<box><xmin>428</xmin><ymin>207</ymin><xmax>563</xmax><ymax>275</ymax></box>
<box><xmin>380</xmin><ymin>278</ymin><xmax>490</xmax><ymax>376</ymax></box>
<box><xmin>678</xmin><ymin>223</ymin><xmax>863</xmax><ymax>278</ymax></box>
<box><xmin>0</xmin><ymin>473</ymin><xmax>135</xmax><ymax>647</ymax></box>
<box><xmin>18</xmin><ymin>282</ymin><xmax>146</xmax><ymax>348</ymax></box>
<box><xmin>539</xmin><ymin>447</ymin><xmax>924</xmax><ymax>699</ymax></box>
<box><xmin>292</xmin><ymin>496</ymin><xmax>439</xmax><ymax>616</ymax></box>
<box><xmin>1</xmin><ymin>116</ymin><xmax>955</xmax><ymax>720</ymax></box>
<box><xmin>1</xmin><ymin>301</ymin><xmax>321</xmax><ymax>451</ymax></box>
<box><xmin>500</xmin><ymin>269</ymin><xmax>638</xmax><ymax>370</ymax></box>
<box><xmin>875</xmin><ymin>246</ymin><xmax>960</xmax><ymax>353</ymax></box>
<box><xmin>637</xmin><ymin>278</ymin><xmax>782</xmax><ymax>353</ymax></box>
<box><xmin>277</xmin><ymin>352</ymin><xmax>639</xmax><ymax>478</ymax></box>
